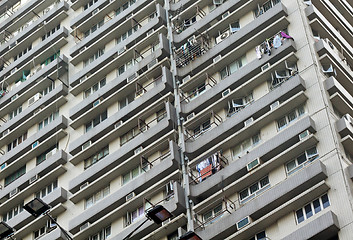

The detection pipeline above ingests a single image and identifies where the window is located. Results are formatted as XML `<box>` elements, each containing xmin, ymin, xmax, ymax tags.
<box><xmin>230</xmin><ymin>21</ymin><xmax>240</xmax><ymax>33</ymax></box>
<box><xmin>84</xmin><ymin>78</ymin><xmax>106</xmax><ymax>98</ymax></box>
<box><xmin>35</xmin><ymin>179</ymin><xmax>58</xmax><ymax>199</ymax></box>
<box><xmin>254</xmin><ymin>0</ymin><xmax>281</xmax><ymax>18</ymax></box>
<box><xmin>227</xmin><ymin>93</ymin><xmax>253</xmax><ymax>117</ymax></box>
<box><xmin>84</xmin><ymin>146</ymin><xmax>109</xmax><ymax>169</ymax></box>
<box><xmin>84</xmin><ymin>19</ymin><xmax>104</xmax><ymax>38</ymax></box>
<box><xmin>119</xmin><ymin>94</ymin><xmax>135</xmax><ymax>109</ymax></box>
<box><xmin>232</xmin><ymin>133</ymin><xmax>260</xmax><ymax>159</ymax></box>
<box><xmin>286</xmin><ymin>147</ymin><xmax>319</xmax><ymax>175</ymax></box>
<box><xmin>38</xmin><ymin>111</ymin><xmax>59</xmax><ymax>130</ymax></box>
<box><xmin>89</xmin><ymin>225</ymin><xmax>111</xmax><ymax>240</ymax></box>
<box><xmin>7</xmin><ymin>132</ymin><xmax>27</xmax><ymax>152</ymax></box>
<box><xmin>120</xmin><ymin>127</ymin><xmax>140</xmax><ymax>146</ymax></box>
<box><xmin>9</xmin><ymin>105</ymin><xmax>22</xmax><ymax>120</ymax></box>
<box><xmin>168</xmin><ymin>231</ymin><xmax>179</xmax><ymax>240</ymax></box>
<box><xmin>33</xmin><ymin>219</ymin><xmax>57</xmax><ymax>239</ymax></box>
<box><xmin>116</xmin><ymin>25</ymin><xmax>140</xmax><ymax>45</ymax></box>
<box><xmin>2</xmin><ymin>202</ymin><xmax>23</xmax><ymax>222</ymax></box>
<box><xmin>41</xmin><ymin>51</ymin><xmax>60</xmax><ymax>66</ymax></box>
<box><xmin>220</xmin><ymin>55</ymin><xmax>247</xmax><ymax>80</ymax></box>
<box><xmin>117</xmin><ymin>59</ymin><xmax>135</xmax><ymax>77</ymax></box>
<box><xmin>277</xmin><ymin>105</ymin><xmax>305</xmax><ymax>131</ymax></box>
<box><xmin>83</xmin><ymin>0</ymin><xmax>98</xmax><ymax>10</ymax></box>
<box><xmin>249</xmin><ymin>231</ymin><xmax>266</xmax><ymax>240</ymax></box>
<box><xmin>84</xmin><ymin>48</ymin><xmax>105</xmax><ymax>67</ymax></box>
<box><xmin>122</xmin><ymin>162</ymin><xmax>149</xmax><ymax>185</ymax></box>
<box><xmin>188</xmin><ymin>83</ymin><xmax>206</xmax><ymax>100</ymax></box>
<box><xmin>296</xmin><ymin>193</ymin><xmax>330</xmax><ymax>224</ymax></box>
<box><xmin>14</xmin><ymin>44</ymin><xmax>32</xmax><ymax>61</ymax></box>
<box><xmin>157</xmin><ymin>109</ymin><xmax>167</xmax><ymax>122</ymax></box>
<box><xmin>40</xmin><ymin>82</ymin><xmax>54</xmax><ymax>96</ymax></box>
<box><xmin>116</xmin><ymin>0</ymin><xmax>136</xmax><ymax>16</ymax></box>
<box><xmin>41</xmin><ymin>24</ymin><xmax>60</xmax><ymax>41</ymax></box>
<box><xmin>239</xmin><ymin>176</ymin><xmax>270</xmax><ymax>203</ymax></box>
<box><xmin>85</xmin><ymin>110</ymin><xmax>107</xmax><ymax>132</ymax></box>
<box><xmin>193</xmin><ymin>119</ymin><xmax>211</xmax><ymax>138</ymax></box>
<box><xmin>125</xmin><ymin>203</ymin><xmax>151</xmax><ymax>227</ymax></box>
<box><xmin>5</xmin><ymin>166</ymin><xmax>26</xmax><ymax>186</ymax></box>
<box><xmin>85</xmin><ymin>185</ymin><xmax>110</xmax><ymax>209</ymax></box>
<box><xmin>203</xmin><ymin>203</ymin><xmax>223</xmax><ymax>225</ymax></box>
<box><xmin>36</xmin><ymin>145</ymin><xmax>57</xmax><ymax>165</ymax></box>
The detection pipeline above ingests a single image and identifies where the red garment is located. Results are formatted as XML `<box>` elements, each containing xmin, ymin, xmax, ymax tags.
<box><xmin>200</xmin><ymin>164</ymin><xmax>212</xmax><ymax>180</ymax></box>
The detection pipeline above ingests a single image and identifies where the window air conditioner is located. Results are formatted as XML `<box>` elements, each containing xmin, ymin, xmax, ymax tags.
<box><xmin>213</xmin><ymin>55</ymin><xmax>221</xmax><ymax>63</ymax></box>
<box><xmin>11</xmin><ymin>68</ymin><xmax>17</xmax><ymax>75</ymax></box>
<box><xmin>147</xmin><ymin>59</ymin><xmax>158</xmax><ymax>69</ymax></box>
<box><xmin>126</xmin><ymin>192</ymin><xmax>135</xmax><ymax>201</ymax></box>
<box><xmin>46</xmin><ymin>148</ymin><xmax>57</xmax><ymax>159</ymax></box>
<box><xmin>11</xmin><ymin>94</ymin><xmax>18</xmax><ymax>102</ymax></box>
<box><xmin>247</xmin><ymin>158</ymin><xmax>261</xmax><ymax>172</ymax></box>
<box><xmin>29</xmin><ymin>175</ymin><xmax>39</xmax><ymax>184</ymax></box>
<box><xmin>80</xmin><ymin>222</ymin><xmax>90</xmax><ymax>231</ymax></box>
<box><xmin>114</xmin><ymin>120</ymin><xmax>123</xmax><ymax>129</ymax></box>
<box><xmin>222</xmin><ymin>88</ymin><xmax>231</xmax><ymax>97</ymax></box>
<box><xmin>182</xmin><ymin>75</ymin><xmax>191</xmax><ymax>83</ymax></box>
<box><xmin>186</xmin><ymin>112</ymin><xmax>195</xmax><ymax>120</ymax></box>
<box><xmin>28</xmin><ymin>93</ymin><xmax>42</xmax><ymax>106</ymax></box>
<box><xmin>236</xmin><ymin>216</ymin><xmax>252</xmax><ymax>230</ymax></box>
<box><xmin>92</xmin><ymin>8</ymin><xmax>99</xmax><ymax>15</ymax></box>
<box><xmin>127</xmin><ymin>73</ymin><xmax>138</xmax><ymax>82</ymax></box>
<box><xmin>270</xmin><ymin>101</ymin><xmax>280</xmax><ymax>110</ymax></box>
<box><xmin>0</xmin><ymin>163</ymin><xmax>7</xmax><ymax>171</ymax></box>
<box><xmin>82</xmin><ymin>141</ymin><xmax>91</xmax><ymax>150</ymax></box>
<box><xmin>222</xmin><ymin>11</ymin><xmax>230</xmax><ymax>19</ymax></box>
<box><xmin>2</xmin><ymin>129</ymin><xmax>10</xmax><ymax>137</ymax></box>
<box><xmin>92</xmin><ymin>99</ymin><xmax>101</xmax><ymax>107</ymax></box>
<box><xmin>32</xmin><ymin>141</ymin><xmax>39</xmax><ymax>149</ymax></box>
<box><xmin>261</xmin><ymin>63</ymin><xmax>270</xmax><ymax>72</ymax></box>
<box><xmin>134</xmin><ymin>146</ymin><xmax>143</xmax><ymax>155</ymax></box>
<box><xmin>146</xmin><ymin>29</ymin><xmax>154</xmax><ymax>36</ymax></box>
<box><xmin>213</xmin><ymin>0</ymin><xmax>224</xmax><ymax>5</ymax></box>
<box><xmin>216</xmin><ymin>30</ymin><xmax>230</xmax><ymax>44</ymax></box>
<box><xmin>80</xmin><ymin>182</ymin><xmax>89</xmax><ymax>190</ymax></box>
<box><xmin>9</xmin><ymin>188</ymin><xmax>18</xmax><ymax>198</ymax></box>
<box><xmin>299</xmin><ymin>130</ymin><xmax>310</xmax><ymax>140</ymax></box>
<box><xmin>244</xmin><ymin>117</ymin><xmax>254</xmax><ymax>127</ymax></box>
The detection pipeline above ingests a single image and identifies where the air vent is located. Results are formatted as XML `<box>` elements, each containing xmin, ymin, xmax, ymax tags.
<box><xmin>2</xmin><ymin>129</ymin><xmax>10</xmax><ymax>137</ymax></box>
<box><xmin>80</xmin><ymin>222</ymin><xmax>90</xmax><ymax>231</ymax></box>
<box><xmin>82</xmin><ymin>141</ymin><xmax>91</xmax><ymax>150</ymax></box>
<box><xmin>222</xmin><ymin>89</ymin><xmax>231</xmax><ymax>97</ymax></box>
<box><xmin>213</xmin><ymin>55</ymin><xmax>221</xmax><ymax>63</ymax></box>
<box><xmin>247</xmin><ymin>158</ymin><xmax>261</xmax><ymax>172</ymax></box>
<box><xmin>244</xmin><ymin>117</ymin><xmax>254</xmax><ymax>127</ymax></box>
<box><xmin>261</xmin><ymin>63</ymin><xmax>270</xmax><ymax>72</ymax></box>
<box><xmin>114</xmin><ymin>120</ymin><xmax>123</xmax><ymax>128</ymax></box>
<box><xmin>127</xmin><ymin>73</ymin><xmax>138</xmax><ymax>82</ymax></box>
<box><xmin>80</xmin><ymin>182</ymin><xmax>89</xmax><ymax>190</ymax></box>
<box><xmin>93</xmin><ymin>99</ymin><xmax>101</xmax><ymax>107</ymax></box>
<box><xmin>147</xmin><ymin>59</ymin><xmax>158</xmax><ymax>69</ymax></box>
<box><xmin>134</xmin><ymin>146</ymin><xmax>143</xmax><ymax>155</ymax></box>
<box><xmin>270</xmin><ymin>101</ymin><xmax>280</xmax><ymax>110</ymax></box>
<box><xmin>9</xmin><ymin>188</ymin><xmax>18</xmax><ymax>198</ymax></box>
<box><xmin>32</xmin><ymin>141</ymin><xmax>39</xmax><ymax>149</ymax></box>
<box><xmin>236</xmin><ymin>216</ymin><xmax>251</xmax><ymax>230</ymax></box>
<box><xmin>126</xmin><ymin>192</ymin><xmax>135</xmax><ymax>201</ymax></box>
<box><xmin>11</xmin><ymin>94</ymin><xmax>18</xmax><ymax>102</ymax></box>
<box><xmin>29</xmin><ymin>175</ymin><xmax>39</xmax><ymax>184</ymax></box>
<box><xmin>299</xmin><ymin>130</ymin><xmax>310</xmax><ymax>140</ymax></box>
<box><xmin>186</xmin><ymin>112</ymin><xmax>195</xmax><ymax>120</ymax></box>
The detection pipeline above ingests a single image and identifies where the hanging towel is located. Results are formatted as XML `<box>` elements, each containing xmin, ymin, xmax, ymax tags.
<box><xmin>273</xmin><ymin>35</ymin><xmax>282</xmax><ymax>48</ymax></box>
<box><xmin>280</xmin><ymin>31</ymin><xmax>294</xmax><ymax>40</ymax></box>
<box><xmin>255</xmin><ymin>46</ymin><xmax>262</xmax><ymax>59</ymax></box>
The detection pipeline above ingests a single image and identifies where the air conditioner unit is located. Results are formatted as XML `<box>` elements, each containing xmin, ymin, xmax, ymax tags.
<box><xmin>247</xmin><ymin>158</ymin><xmax>261</xmax><ymax>172</ymax></box>
<box><xmin>299</xmin><ymin>130</ymin><xmax>310</xmax><ymax>140</ymax></box>
<box><xmin>222</xmin><ymin>88</ymin><xmax>231</xmax><ymax>97</ymax></box>
<box><xmin>127</xmin><ymin>73</ymin><xmax>138</xmax><ymax>82</ymax></box>
<box><xmin>182</xmin><ymin>75</ymin><xmax>191</xmax><ymax>83</ymax></box>
<box><xmin>146</xmin><ymin>29</ymin><xmax>154</xmax><ymax>36</ymax></box>
<box><xmin>213</xmin><ymin>0</ymin><xmax>224</xmax><ymax>5</ymax></box>
<box><xmin>92</xmin><ymin>8</ymin><xmax>99</xmax><ymax>15</ymax></box>
<box><xmin>261</xmin><ymin>63</ymin><xmax>270</xmax><ymax>72</ymax></box>
<box><xmin>80</xmin><ymin>222</ymin><xmax>90</xmax><ymax>231</ymax></box>
<box><xmin>0</xmin><ymin>163</ymin><xmax>7</xmax><ymax>171</ymax></box>
<box><xmin>147</xmin><ymin>59</ymin><xmax>158</xmax><ymax>69</ymax></box>
<box><xmin>186</xmin><ymin>112</ymin><xmax>195</xmax><ymax>120</ymax></box>
<box><xmin>29</xmin><ymin>175</ymin><xmax>39</xmax><ymax>184</ymax></box>
<box><xmin>46</xmin><ymin>148</ymin><xmax>57</xmax><ymax>159</ymax></box>
<box><xmin>80</xmin><ymin>182</ymin><xmax>89</xmax><ymax>190</ymax></box>
<box><xmin>2</xmin><ymin>129</ymin><xmax>10</xmax><ymax>137</ymax></box>
<box><xmin>9</xmin><ymin>188</ymin><xmax>18</xmax><ymax>198</ymax></box>
<box><xmin>134</xmin><ymin>146</ymin><xmax>143</xmax><ymax>155</ymax></box>
<box><xmin>114</xmin><ymin>120</ymin><xmax>123</xmax><ymax>128</ymax></box>
<box><xmin>11</xmin><ymin>68</ymin><xmax>17</xmax><ymax>75</ymax></box>
<box><xmin>222</xmin><ymin>11</ymin><xmax>230</xmax><ymax>19</ymax></box>
<box><xmin>236</xmin><ymin>216</ymin><xmax>252</xmax><ymax>230</ymax></box>
<box><xmin>11</xmin><ymin>94</ymin><xmax>18</xmax><ymax>101</ymax></box>
<box><xmin>126</xmin><ymin>192</ymin><xmax>135</xmax><ymax>201</ymax></box>
<box><xmin>32</xmin><ymin>141</ymin><xmax>39</xmax><ymax>149</ymax></box>
<box><xmin>270</xmin><ymin>101</ymin><xmax>280</xmax><ymax>110</ymax></box>
<box><xmin>244</xmin><ymin>117</ymin><xmax>254</xmax><ymax>127</ymax></box>
<box><xmin>82</xmin><ymin>141</ymin><xmax>91</xmax><ymax>150</ymax></box>
<box><xmin>216</xmin><ymin>30</ymin><xmax>230</xmax><ymax>44</ymax></box>
<box><xmin>213</xmin><ymin>55</ymin><xmax>221</xmax><ymax>63</ymax></box>
<box><xmin>93</xmin><ymin>99</ymin><xmax>101</xmax><ymax>107</ymax></box>
<box><xmin>28</xmin><ymin>93</ymin><xmax>42</xmax><ymax>106</ymax></box>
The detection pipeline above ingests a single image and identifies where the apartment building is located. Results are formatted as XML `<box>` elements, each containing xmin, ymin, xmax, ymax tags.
<box><xmin>0</xmin><ymin>0</ymin><xmax>353</xmax><ymax>239</ymax></box>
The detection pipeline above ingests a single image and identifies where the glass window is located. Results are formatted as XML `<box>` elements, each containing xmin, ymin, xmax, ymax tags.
<box><xmin>296</xmin><ymin>209</ymin><xmax>304</xmax><ymax>223</ymax></box>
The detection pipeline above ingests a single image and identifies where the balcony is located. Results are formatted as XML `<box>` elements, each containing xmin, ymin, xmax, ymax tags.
<box><xmin>195</xmin><ymin>161</ymin><xmax>327</xmax><ymax>240</ymax></box>
<box><xmin>0</xmin><ymin>115</ymin><xmax>68</xmax><ymax>166</ymax></box>
<box><xmin>69</xmin><ymin>32</ymin><xmax>170</xmax><ymax>93</ymax></box>
<box><xmin>190</xmin><ymin>116</ymin><xmax>317</xmax><ymax>200</ymax></box>
<box><xmin>185</xmin><ymin>74</ymin><xmax>306</xmax><ymax>158</ymax></box>
<box><xmin>180</xmin><ymin>40</ymin><xmax>297</xmax><ymax>115</ymax></box>
<box><xmin>282</xmin><ymin>211</ymin><xmax>339</xmax><ymax>240</ymax></box>
<box><xmin>325</xmin><ymin>76</ymin><xmax>353</xmax><ymax>117</ymax></box>
<box><xmin>5</xmin><ymin>186</ymin><xmax>67</xmax><ymax>231</ymax></box>
<box><xmin>70</xmin><ymin>0</ymin><xmax>165</xmax><ymax>56</ymax></box>
<box><xmin>69</xmin><ymin>101</ymin><xmax>177</xmax><ymax>165</ymax></box>
<box><xmin>0</xmin><ymin>55</ymin><xmax>68</xmax><ymax>108</ymax></box>
<box><xmin>336</xmin><ymin>114</ymin><xmax>353</xmax><ymax>156</ymax></box>
<box><xmin>69</xmin><ymin>140</ymin><xmax>180</xmax><ymax>204</ymax></box>
<box><xmin>0</xmin><ymin>1</ymin><xmax>69</xmax><ymax>56</ymax></box>
<box><xmin>70</xmin><ymin>178</ymin><xmax>185</xmax><ymax>239</ymax></box>
<box><xmin>70</xmin><ymin>0</ymin><xmax>110</xmax><ymax>26</ymax></box>
<box><xmin>225</xmin><ymin>181</ymin><xmax>330</xmax><ymax>240</ymax></box>
<box><xmin>176</xmin><ymin>2</ymin><xmax>289</xmax><ymax>77</ymax></box>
